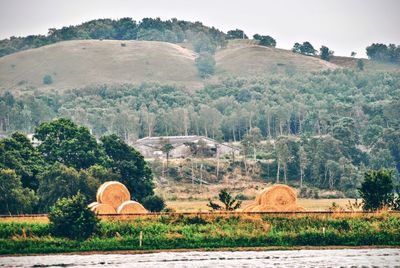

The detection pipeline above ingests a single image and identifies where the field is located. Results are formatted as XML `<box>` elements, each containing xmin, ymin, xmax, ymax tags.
<box><xmin>167</xmin><ymin>199</ymin><xmax>354</xmax><ymax>212</ymax></box>
<box><xmin>1</xmin><ymin>212</ymin><xmax>399</xmax><ymax>254</ymax></box>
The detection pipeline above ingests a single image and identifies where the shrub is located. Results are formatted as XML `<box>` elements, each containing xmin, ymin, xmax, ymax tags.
<box><xmin>358</xmin><ymin>169</ymin><xmax>394</xmax><ymax>211</ymax></box>
<box><xmin>43</xmin><ymin>74</ymin><xmax>53</xmax><ymax>85</ymax></box>
<box><xmin>142</xmin><ymin>195</ymin><xmax>166</xmax><ymax>212</ymax></box>
<box><xmin>48</xmin><ymin>192</ymin><xmax>98</xmax><ymax>240</ymax></box>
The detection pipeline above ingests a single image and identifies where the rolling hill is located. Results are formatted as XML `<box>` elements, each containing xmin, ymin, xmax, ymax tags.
<box><xmin>0</xmin><ymin>40</ymin><xmax>202</xmax><ymax>91</ymax></box>
<box><xmin>0</xmin><ymin>39</ymin><xmax>399</xmax><ymax>92</ymax></box>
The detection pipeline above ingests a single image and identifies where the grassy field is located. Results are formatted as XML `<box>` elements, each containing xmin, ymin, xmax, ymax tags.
<box><xmin>1</xmin><ymin>213</ymin><xmax>399</xmax><ymax>254</ymax></box>
<box><xmin>166</xmin><ymin>199</ymin><xmax>355</xmax><ymax>212</ymax></box>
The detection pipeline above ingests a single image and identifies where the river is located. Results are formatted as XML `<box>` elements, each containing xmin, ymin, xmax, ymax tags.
<box><xmin>1</xmin><ymin>248</ymin><xmax>399</xmax><ymax>267</ymax></box>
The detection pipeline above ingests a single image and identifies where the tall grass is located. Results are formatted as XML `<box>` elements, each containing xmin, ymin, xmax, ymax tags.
<box><xmin>1</xmin><ymin>214</ymin><xmax>399</xmax><ymax>254</ymax></box>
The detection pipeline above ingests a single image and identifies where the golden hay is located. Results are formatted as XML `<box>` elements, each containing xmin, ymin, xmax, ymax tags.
<box><xmin>247</xmin><ymin>184</ymin><xmax>305</xmax><ymax>212</ymax></box>
<box><xmin>98</xmin><ymin>181</ymin><xmax>131</xmax><ymax>210</ymax></box>
<box><xmin>88</xmin><ymin>202</ymin><xmax>99</xmax><ymax>209</ymax></box>
<box><xmin>117</xmin><ymin>201</ymin><xmax>148</xmax><ymax>214</ymax></box>
<box><xmin>91</xmin><ymin>203</ymin><xmax>116</xmax><ymax>214</ymax></box>
<box><xmin>257</xmin><ymin>184</ymin><xmax>297</xmax><ymax>207</ymax></box>
<box><xmin>96</xmin><ymin>181</ymin><xmax>113</xmax><ymax>203</ymax></box>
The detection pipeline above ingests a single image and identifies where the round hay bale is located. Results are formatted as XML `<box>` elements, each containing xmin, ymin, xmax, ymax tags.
<box><xmin>250</xmin><ymin>204</ymin><xmax>278</xmax><ymax>212</ymax></box>
<box><xmin>88</xmin><ymin>202</ymin><xmax>99</xmax><ymax>209</ymax></box>
<box><xmin>99</xmin><ymin>181</ymin><xmax>131</xmax><ymax>210</ymax></box>
<box><xmin>96</xmin><ymin>181</ymin><xmax>113</xmax><ymax>203</ymax></box>
<box><xmin>91</xmin><ymin>203</ymin><xmax>116</xmax><ymax>214</ymax></box>
<box><xmin>117</xmin><ymin>201</ymin><xmax>147</xmax><ymax>214</ymax></box>
<box><xmin>242</xmin><ymin>203</ymin><xmax>259</xmax><ymax>212</ymax></box>
<box><xmin>258</xmin><ymin>184</ymin><xmax>297</xmax><ymax>208</ymax></box>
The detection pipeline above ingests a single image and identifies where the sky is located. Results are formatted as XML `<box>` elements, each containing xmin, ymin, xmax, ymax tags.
<box><xmin>0</xmin><ymin>0</ymin><xmax>399</xmax><ymax>57</ymax></box>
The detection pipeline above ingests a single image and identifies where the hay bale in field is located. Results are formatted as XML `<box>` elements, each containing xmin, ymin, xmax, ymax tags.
<box><xmin>117</xmin><ymin>201</ymin><xmax>148</xmax><ymax>214</ymax></box>
<box><xmin>96</xmin><ymin>181</ymin><xmax>113</xmax><ymax>202</ymax></box>
<box><xmin>98</xmin><ymin>181</ymin><xmax>131</xmax><ymax>210</ymax></box>
<box><xmin>91</xmin><ymin>203</ymin><xmax>116</xmax><ymax>214</ymax></box>
<box><xmin>246</xmin><ymin>184</ymin><xmax>305</xmax><ymax>212</ymax></box>
<box><xmin>257</xmin><ymin>184</ymin><xmax>297</xmax><ymax>208</ymax></box>
<box><xmin>88</xmin><ymin>202</ymin><xmax>99</xmax><ymax>209</ymax></box>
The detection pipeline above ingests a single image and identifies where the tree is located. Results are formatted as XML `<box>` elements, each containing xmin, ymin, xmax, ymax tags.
<box><xmin>319</xmin><ymin>46</ymin><xmax>334</xmax><ymax>61</ymax></box>
<box><xmin>299</xmin><ymin>145</ymin><xmax>308</xmax><ymax>188</ymax></box>
<box><xmin>226</xmin><ymin>29</ymin><xmax>248</xmax><ymax>39</ymax></box>
<box><xmin>0</xmin><ymin>169</ymin><xmax>37</xmax><ymax>214</ymax></box>
<box><xmin>100</xmin><ymin>134</ymin><xmax>154</xmax><ymax>202</ymax></box>
<box><xmin>142</xmin><ymin>195</ymin><xmax>166</xmax><ymax>212</ymax></box>
<box><xmin>241</xmin><ymin>127</ymin><xmax>262</xmax><ymax>160</ymax></box>
<box><xmin>37</xmin><ymin>163</ymin><xmax>100</xmax><ymax>211</ymax></box>
<box><xmin>42</xmin><ymin>75</ymin><xmax>53</xmax><ymax>85</ymax></box>
<box><xmin>159</xmin><ymin>138</ymin><xmax>174</xmax><ymax>170</ymax></box>
<box><xmin>34</xmin><ymin>118</ymin><xmax>105</xmax><ymax>170</ymax></box>
<box><xmin>357</xmin><ymin>59</ymin><xmax>364</xmax><ymax>71</ymax></box>
<box><xmin>207</xmin><ymin>189</ymin><xmax>242</xmax><ymax>211</ymax></box>
<box><xmin>351</xmin><ymin>51</ymin><xmax>357</xmax><ymax>57</ymax></box>
<box><xmin>195</xmin><ymin>53</ymin><xmax>216</xmax><ymax>78</ymax></box>
<box><xmin>0</xmin><ymin>132</ymin><xmax>45</xmax><ymax>189</ymax></box>
<box><xmin>358</xmin><ymin>169</ymin><xmax>394</xmax><ymax>211</ymax></box>
<box><xmin>292</xmin><ymin>42</ymin><xmax>316</xmax><ymax>55</ymax></box>
<box><xmin>253</xmin><ymin>34</ymin><xmax>276</xmax><ymax>47</ymax></box>
<box><xmin>48</xmin><ymin>192</ymin><xmax>99</xmax><ymax>240</ymax></box>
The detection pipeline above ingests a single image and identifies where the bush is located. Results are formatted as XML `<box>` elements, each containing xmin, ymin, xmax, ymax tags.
<box><xmin>48</xmin><ymin>192</ymin><xmax>98</xmax><ymax>240</ymax></box>
<box><xmin>358</xmin><ymin>169</ymin><xmax>394</xmax><ymax>211</ymax></box>
<box><xmin>142</xmin><ymin>195</ymin><xmax>166</xmax><ymax>212</ymax></box>
<box><xmin>43</xmin><ymin>74</ymin><xmax>53</xmax><ymax>85</ymax></box>
<box><xmin>195</xmin><ymin>53</ymin><xmax>215</xmax><ymax>78</ymax></box>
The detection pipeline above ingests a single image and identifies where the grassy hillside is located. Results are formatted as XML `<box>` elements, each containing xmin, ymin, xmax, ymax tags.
<box><xmin>215</xmin><ymin>40</ymin><xmax>339</xmax><ymax>76</ymax></box>
<box><xmin>0</xmin><ymin>40</ymin><xmax>202</xmax><ymax>91</ymax></box>
<box><xmin>1</xmin><ymin>39</ymin><xmax>399</xmax><ymax>92</ymax></box>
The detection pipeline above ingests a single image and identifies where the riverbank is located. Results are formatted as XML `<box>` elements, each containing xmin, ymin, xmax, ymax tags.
<box><xmin>1</xmin><ymin>213</ymin><xmax>399</xmax><ymax>255</ymax></box>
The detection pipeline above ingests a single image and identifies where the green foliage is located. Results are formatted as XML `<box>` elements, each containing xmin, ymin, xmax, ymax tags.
<box><xmin>366</xmin><ymin>43</ymin><xmax>400</xmax><ymax>64</ymax></box>
<box><xmin>207</xmin><ymin>189</ymin><xmax>242</xmax><ymax>211</ymax></box>
<box><xmin>226</xmin><ymin>29</ymin><xmax>248</xmax><ymax>39</ymax></box>
<box><xmin>37</xmin><ymin>163</ymin><xmax>100</xmax><ymax>211</ymax></box>
<box><xmin>319</xmin><ymin>46</ymin><xmax>334</xmax><ymax>61</ymax></box>
<box><xmin>100</xmin><ymin>134</ymin><xmax>154</xmax><ymax>202</ymax></box>
<box><xmin>48</xmin><ymin>192</ymin><xmax>99</xmax><ymax>240</ymax></box>
<box><xmin>34</xmin><ymin>118</ymin><xmax>105</xmax><ymax>170</ymax></box>
<box><xmin>142</xmin><ymin>195</ymin><xmax>166</xmax><ymax>212</ymax></box>
<box><xmin>359</xmin><ymin>169</ymin><xmax>395</xmax><ymax>211</ymax></box>
<box><xmin>0</xmin><ymin>17</ymin><xmax>226</xmax><ymax>58</ymax></box>
<box><xmin>357</xmin><ymin>59</ymin><xmax>364</xmax><ymax>70</ymax></box>
<box><xmin>0</xmin><ymin>169</ymin><xmax>37</xmax><ymax>214</ymax></box>
<box><xmin>292</xmin><ymin>41</ymin><xmax>316</xmax><ymax>55</ymax></box>
<box><xmin>195</xmin><ymin>53</ymin><xmax>216</xmax><ymax>78</ymax></box>
<box><xmin>0</xmin><ymin>132</ymin><xmax>45</xmax><ymax>189</ymax></box>
<box><xmin>1</xmin><ymin>215</ymin><xmax>400</xmax><ymax>254</ymax></box>
<box><xmin>42</xmin><ymin>75</ymin><xmax>53</xmax><ymax>85</ymax></box>
<box><xmin>253</xmin><ymin>34</ymin><xmax>276</xmax><ymax>47</ymax></box>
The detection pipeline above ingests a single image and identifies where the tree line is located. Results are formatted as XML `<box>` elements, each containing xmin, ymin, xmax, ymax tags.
<box><xmin>0</xmin><ymin>118</ymin><xmax>154</xmax><ymax>214</ymax></box>
<box><xmin>1</xmin><ymin>69</ymin><xmax>399</xmax><ymax>195</ymax></box>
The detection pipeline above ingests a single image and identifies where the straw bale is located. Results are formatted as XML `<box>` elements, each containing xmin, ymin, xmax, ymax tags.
<box><xmin>117</xmin><ymin>201</ymin><xmax>148</xmax><ymax>214</ymax></box>
<box><xmin>258</xmin><ymin>184</ymin><xmax>297</xmax><ymax>207</ymax></box>
<box><xmin>91</xmin><ymin>203</ymin><xmax>116</xmax><ymax>214</ymax></box>
<box><xmin>99</xmin><ymin>181</ymin><xmax>130</xmax><ymax>210</ymax></box>
<box><xmin>250</xmin><ymin>204</ymin><xmax>279</xmax><ymax>212</ymax></box>
<box><xmin>242</xmin><ymin>203</ymin><xmax>259</xmax><ymax>212</ymax></box>
<box><xmin>88</xmin><ymin>202</ymin><xmax>99</xmax><ymax>209</ymax></box>
<box><xmin>96</xmin><ymin>181</ymin><xmax>114</xmax><ymax>203</ymax></box>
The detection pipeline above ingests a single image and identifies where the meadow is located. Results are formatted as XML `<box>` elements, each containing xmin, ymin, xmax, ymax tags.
<box><xmin>1</xmin><ymin>212</ymin><xmax>399</xmax><ymax>254</ymax></box>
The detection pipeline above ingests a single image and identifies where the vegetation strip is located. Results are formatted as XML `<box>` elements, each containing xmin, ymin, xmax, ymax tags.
<box><xmin>1</xmin><ymin>213</ymin><xmax>399</xmax><ymax>255</ymax></box>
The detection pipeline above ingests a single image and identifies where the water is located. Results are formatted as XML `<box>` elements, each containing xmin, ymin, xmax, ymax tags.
<box><xmin>1</xmin><ymin>248</ymin><xmax>399</xmax><ymax>267</ymax></box>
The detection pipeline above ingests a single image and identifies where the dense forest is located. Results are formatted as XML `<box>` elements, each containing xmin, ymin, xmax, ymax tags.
<box><xmin>1</xmin><ymin>69</ymin><xmax>399</xmax><ymax>196</ymax></box>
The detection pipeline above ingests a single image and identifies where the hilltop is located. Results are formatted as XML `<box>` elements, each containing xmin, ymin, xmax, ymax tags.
<box><xmin>0</xmin><ymin>39</ymin><xmax>341</xmax><ymax>92</ymax></box>
<box><xmin>0</xmin><ymin>40</ymin><xmax>202</xmax><ymax>91</ymax></box>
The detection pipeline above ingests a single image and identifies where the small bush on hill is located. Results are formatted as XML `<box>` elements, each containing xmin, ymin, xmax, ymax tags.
<box><xmin>43</xmin><ymin>74</ymin><xmax>53</xmax><ymax>85</ymax></box>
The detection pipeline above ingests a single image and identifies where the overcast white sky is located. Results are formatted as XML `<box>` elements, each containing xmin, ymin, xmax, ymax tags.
<box><xmin>0</xmin><ymin>0</ymin><xmax>399</xmax><ymax>57</ymax></box>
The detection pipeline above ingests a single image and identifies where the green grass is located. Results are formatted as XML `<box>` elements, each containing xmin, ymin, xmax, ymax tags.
<box><xmin>1</xmin><ymin>214</ymin><xmax>399</xmax><ymax>254</ymax></box>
